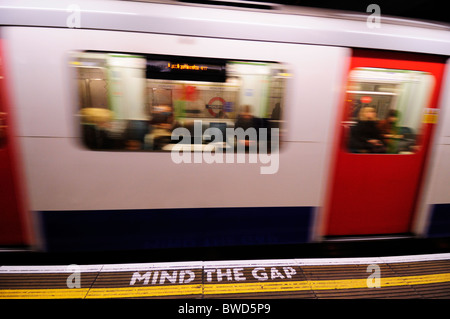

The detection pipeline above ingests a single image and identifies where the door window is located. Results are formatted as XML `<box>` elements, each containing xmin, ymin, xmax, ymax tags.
<box><xmin>345</xmin><ymin>68</ymin><xmax>434</xmax><ymax>154</ymax></box>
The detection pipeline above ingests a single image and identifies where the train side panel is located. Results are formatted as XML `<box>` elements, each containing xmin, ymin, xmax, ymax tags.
<box><xmin>2</xmin><ymin>0</ymin><xmax>449</xmax><ymax>56</ymax></box>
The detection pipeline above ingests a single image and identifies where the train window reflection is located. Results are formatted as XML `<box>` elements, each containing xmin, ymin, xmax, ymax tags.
<box><xmin>71</xmin><ymin>52</ymin><xmax>288</xmax><ymax>152</ymax></box>
<box><xmin>346</xmin><ymin>68</ymin><xmax>434</xmax><ymax>154</ymax></box>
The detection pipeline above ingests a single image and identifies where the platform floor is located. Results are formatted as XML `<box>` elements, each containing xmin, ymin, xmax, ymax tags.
<box><xmin>1</xmin><ymin>253</ymin><xmax>449</xmax><ymax>299</ymax></box>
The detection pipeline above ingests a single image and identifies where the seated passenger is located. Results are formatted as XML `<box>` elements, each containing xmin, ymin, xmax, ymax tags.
<box><xmin>349</xmin><ymin>106</ymin><xmax>386</xmax><ymax>153</ymax></box>
<box><xmin>125</xmin><ymin>120</ymin><xmax>149</xmax><ymax>150</ymax></box>
<box><xmin>270</xmin><ymin>102</ymin><xmax>281</xmax><ymax>130</ymax></box>
<box><xmin>235</xmin><ymin>105</ymin><xmax>257</xmax><ymax>129</ymax></box>
<box><xmin>146</xmin><ymin>105</ymin><xmax>180</xmax><ymax>150</ymax></box>
<box><xmin>80</xmin><ymin>107</ymin><xmax>116</xmax><ymax>150</ymax></box>
<box><xmin>397</xmin><ymin>126</ymin><xmax>418</xmax><ymax>153</ymax></box>
<box><xmin>378</xmin><ymin>109</ymin><xmax>403</xmax><ymax>153</ymax></box>
<box><xmin>234</xmin><ymin>105</ymin><xmax>262</xmax><ymax>149</ymax></box>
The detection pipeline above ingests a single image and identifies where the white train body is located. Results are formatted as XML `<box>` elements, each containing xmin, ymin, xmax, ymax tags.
<box><xmin>0</xmin><ymin>0</ymin><xmax>449</xmax><ymax>251</ymax></box>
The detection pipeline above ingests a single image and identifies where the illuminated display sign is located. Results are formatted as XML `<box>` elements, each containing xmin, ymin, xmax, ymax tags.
<box><xmin>146</xmin><ymin>55</ymin><xmax>227</xmax><ymax>82</ymax></box>
<box><xmin>168</xmin><ymin>63</ymin><xmax>208</xmax><ymax>71</ymax></box>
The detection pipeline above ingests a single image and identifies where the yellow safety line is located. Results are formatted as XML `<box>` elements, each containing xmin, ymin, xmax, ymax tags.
<box><xmin>85</xmin><ymin>284</ymin><xmax>203</xmax><ymax>299</ymax></box>
<box><xmin>0</xmin><ymin>285</ymin><xmax>203</xmax><ymax>299</ymax></box>
<box><xmin>0</xmin><ymin>288</ymin><xmax>90</xmax><ymax>299</ymax></box>
<box><xmin>1</xmin><ymin>273</ymin><xmax>449</xmax><ymax>299</ymax></box>
<box><xmin>205</xmin><ymin>273</ymin><xmax>450</xmax><ymax>295</ymax></box>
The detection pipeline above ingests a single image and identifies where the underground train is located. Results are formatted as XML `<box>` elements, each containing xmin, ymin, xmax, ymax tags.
<box><xmin>0</xmin><ymin>0</ymin><xmax>449</xmax><ymax>252</ymax></box>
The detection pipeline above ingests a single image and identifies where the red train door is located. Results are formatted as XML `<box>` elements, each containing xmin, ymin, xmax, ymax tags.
<box><xmin>0</xmin><ymin>39</ymin><xmax>29</xmax><ymax>246</ymax></box>
<box><xmin>325</xmin><ymin>50</ymin><xmax>446</xmax><ymax>236</ymax></box>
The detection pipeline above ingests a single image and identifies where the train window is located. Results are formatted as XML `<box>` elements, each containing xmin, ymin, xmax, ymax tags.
<box><xmin>71</xmin><ymin>52</ymin><xmax>288</xmax><ymax>153</ymax></box>
<box><xmin>345</xmin><ymin>68</ymin><xmax>434</xmax><ymax>154</ymax></box>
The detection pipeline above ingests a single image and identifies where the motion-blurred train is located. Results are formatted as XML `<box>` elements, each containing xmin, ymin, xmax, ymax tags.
<box><xmin>1</xmin><ymin>0</ymin><xmax>449</xmax><ymax>252</ymax></box>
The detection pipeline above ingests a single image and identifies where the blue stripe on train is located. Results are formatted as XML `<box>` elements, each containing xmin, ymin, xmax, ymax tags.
<box><xmin>427</xmin><ymin>204</ymin><xmax>450</xmax><ymax>238</ymax></box>
<box><xmin>38</xmin><ymin>206</ymin><xmax>313</xmax><ymax>252</ymax></box>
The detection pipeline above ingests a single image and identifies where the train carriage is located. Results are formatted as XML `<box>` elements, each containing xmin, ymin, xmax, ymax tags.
<box><xmin>0</xmin><ymin>0</ymin><xmax>449</xmax><ymax>252</ymax></box>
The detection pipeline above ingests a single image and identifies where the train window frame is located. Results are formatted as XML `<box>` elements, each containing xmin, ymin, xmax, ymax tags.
<box><xmin>71</xmin><ymin>51</ymin><xmax>289</xmax><ymax>154</ymax></box>
<box><xmin>344</xmin><ymin>67</ymin><xmax>435</xmax><ymax>155</ymax></box>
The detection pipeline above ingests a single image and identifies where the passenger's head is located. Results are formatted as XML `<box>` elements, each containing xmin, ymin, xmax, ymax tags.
<box><xmin>240</xmin><ymin>105</ymin><xmax>253</xmax><ymax>118</ymax></box>
<box><xmin>386</xmin><ymin>109</ymin><xmax>399</xmax><ymax>123</ymax></box>
<box><xmin>359</xmin><ymin>107</ymin><xmax>377</xmax><ymax>121</ymax></box>
<box><xmin>152</xmin><ymin>105</ymin><xmax>173</xmax><ymax>123</ymax></box>
<box><xmin>153</xmin><ymin>105</ymin><xmax>172</xmax><ymax>115</ymax></box>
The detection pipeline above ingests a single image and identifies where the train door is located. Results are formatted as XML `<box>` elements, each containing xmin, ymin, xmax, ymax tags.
<box><xmin>325</xmin><ymin>50</ymin><xmax>446</xmax><ymax>236</ymax></box>
<box><xmin>0</xmin><ymin>39</ymin><xmax>29</xmax><ymax>246</ymax></box>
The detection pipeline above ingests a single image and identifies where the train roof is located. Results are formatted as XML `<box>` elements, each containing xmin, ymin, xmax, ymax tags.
<box><xmin>1</xmin><ymin>0</ymin><xmax>449</xmax><ymax>56</ymax></box>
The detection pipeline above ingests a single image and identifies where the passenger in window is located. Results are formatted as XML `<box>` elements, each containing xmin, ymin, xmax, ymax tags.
<box><xmin>398</xmin><ymin>126</ymin><xmax>418</xmax><ymax>153</ymax></box>
<box><xmin>270</xmin><ymin>103</ymin><xmax>281</xmax><ymax>129</ymax></box>
<box><xmin>146</xmin><ymin>105</ymin><xmax>180</xmax><ymax>150</ymax></box>
<box><xmin>80</xmin><ymin>108</ymin><xmax>116</xmax><ymax>150</ymax></box>
<box><xmin>378</xmin><ymin>109</ymin><xmax>403</xmax><ymax>153</ymax></box>
<box><xmin>349</xmin><ymin>106</ymin><xmax>386</xmax><ymax>153</ymax></box>
<box><xmin>125</xmin><ymin>120</ymin><xmax>149</xmax><ymax>151</ymax></box>
<box><xmin>234</xmin><ymin>105</ymin><xmax>261</xmax><ymax>149</ymax></box>
<box><xmin>271</xmin><ymin>103</ymin><xmax>281</xmax><ymax>121</ymax></box>
<box><xmin>235</xmin><ymin>105</ymin><xmax>262</xmax><ymax>131</ymax></box>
